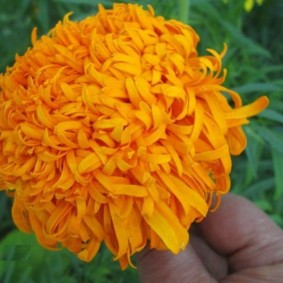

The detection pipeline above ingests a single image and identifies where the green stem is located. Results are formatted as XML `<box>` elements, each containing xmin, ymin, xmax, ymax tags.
<box><xmin>178</xmin><ymin>0</ymin><xmax>190</xmax><ymax>23</ymax></box>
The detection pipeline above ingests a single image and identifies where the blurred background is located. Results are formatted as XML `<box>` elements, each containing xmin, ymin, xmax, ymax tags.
<box><xmin>0</xmin><ymin>0</ymin><xmax>282</xmax><ymax>282</ymax></box>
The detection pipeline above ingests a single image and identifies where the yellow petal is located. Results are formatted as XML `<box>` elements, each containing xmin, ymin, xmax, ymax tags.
<box><xmin>225</xmin><ymin>96</ymin><xmax>269</xmax><ymax>120</ymax></box>
<box><xmin>157</xmin><ymin>171</ymin><xmax>208</xmax><ymax>216</ymax></box>
<box><xmin>77</xmin><ymin>153</ymin><xmax>102</xmax><ymax>174</ymax></box>
<box><xmin>144</xmin><ymin>202</ymin><xmax>188</xmax><ymax>254</ymax></box>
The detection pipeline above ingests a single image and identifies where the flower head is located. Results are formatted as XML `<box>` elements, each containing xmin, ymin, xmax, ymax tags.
<box><xmin>0</xmin><ymin>3</ymin><xmax>268</xmax><ymax>268</ymax></box>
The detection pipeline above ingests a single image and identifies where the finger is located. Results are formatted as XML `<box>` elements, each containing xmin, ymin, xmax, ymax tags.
<box><xmin>190</xmin><ymin>234</ymin><xmax>228</xmax><ymax>280</ymax></box>
<box><xmin>198</xmin><ymin>194</ymin><xmax>283</xmax><ymax>271</ymax></box>
<box><xmin>136</xmin><ymin>244</ymin><xmax>216</xmax><ymax>283</ymax></box>
<box><xmin>221</xmin><ymin>263</ymin><xmax>283</xmax><ymax>283</ymax></box>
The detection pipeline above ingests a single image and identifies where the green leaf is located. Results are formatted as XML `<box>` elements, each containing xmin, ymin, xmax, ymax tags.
<box><xmin>36</xmin><ymin>0</ymin><xmax>50</xmax><ymax>33</ymax></box>
<box><xmin>254</xmin><ymin>199</ymin><xmax>273</xmax><ymax>212</ymax></box>
<box><xmin>53</xmin><ymin>0</ymin><xmax>112</xmax><ymax>5</ymax></box>
<box><xmin>271</xmin><ymin>149</ymin><xmax>283</xmax><ymax>200</ymax></box>
<box><xmin>254</xmin><ymin>125</ymin><xmax>283</xmax><ymax>155</ymax></box>
<box><xmin>244</xmin><ymin>178</ymin><xmax>274</xmax><ymax>198</ymax></box>
<box><xmin>220</xmin><ymin>20</ymin><xmax>271</xmax><ymax>58</ymax></box>
<box><xmin>233</xmin><ymin>83</ymin><xmax>281</xmax><ymax>95</ymax></box>
<box><xmin>0</xmin><ymin>230</ymin><xmax>78</xmax><ymax>283</ymax></box>
<box><xmin>270</xmin><ymin>214</ymin><xmax>283</xmax><ymax>227</ymax></box>
<box><xmin>258</xmin><ymin>65</ymin><xmax>283</xmax><ymax>75</ymax></box>
<box><xmin>259</xmin><ymin>109</ymin><xmax>283</xmax><ymax>124</ymax></box>
<box><xmin>244</xmin><ymin>127</ymin><xmax>264</xmax><ymax>182</ymax></box>
<box><xmin>270</xmin><ymin>99</ymin><xmax>283</xmax><ymax>113</ymax></box>
<box><xmin>0</xmin><ymin>231</ymin><xmax>34</xmax><ymax>283</ymax></box>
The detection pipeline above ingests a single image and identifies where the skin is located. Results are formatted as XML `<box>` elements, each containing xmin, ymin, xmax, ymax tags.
<box><xmin>137</xmin><ymin>194</ymin><xmax>283</xmax><ymax>283</ymax></box>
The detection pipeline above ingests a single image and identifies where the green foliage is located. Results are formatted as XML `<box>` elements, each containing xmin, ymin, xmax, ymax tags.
<box><xmin>0</xmin><ymin>0</ymin><xmax>282</xmax><ymax>282</ymax></box>
<box><xmin>0</xmin><ymin>231</ymin><xmax>138</xmax><ymax>283</ymax></box>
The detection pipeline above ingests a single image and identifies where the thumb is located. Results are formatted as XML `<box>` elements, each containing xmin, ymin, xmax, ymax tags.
<box><xmin>136</xmin><ymin>245</ymin><xmax>216</xmax><ymax>283</ymax></box>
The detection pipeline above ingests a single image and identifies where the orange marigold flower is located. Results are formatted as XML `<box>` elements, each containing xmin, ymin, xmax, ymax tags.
<box><xmin>0</xmin><ymin>3</ymin><xmax>268</xmax><ymax>269</ymax></box>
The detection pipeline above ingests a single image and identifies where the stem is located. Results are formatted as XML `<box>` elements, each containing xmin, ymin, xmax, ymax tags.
<box><xmin>178</xmin><ymin>0</ymin><xmax>190</xmax><ymax>24</ymax></box>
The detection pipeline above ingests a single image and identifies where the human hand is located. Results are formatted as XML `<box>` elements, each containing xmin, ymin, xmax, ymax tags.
<box><xmin>137</xmin><ymin>194</ymin><xmax>283</xmax><ymax>282</ymax></box>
